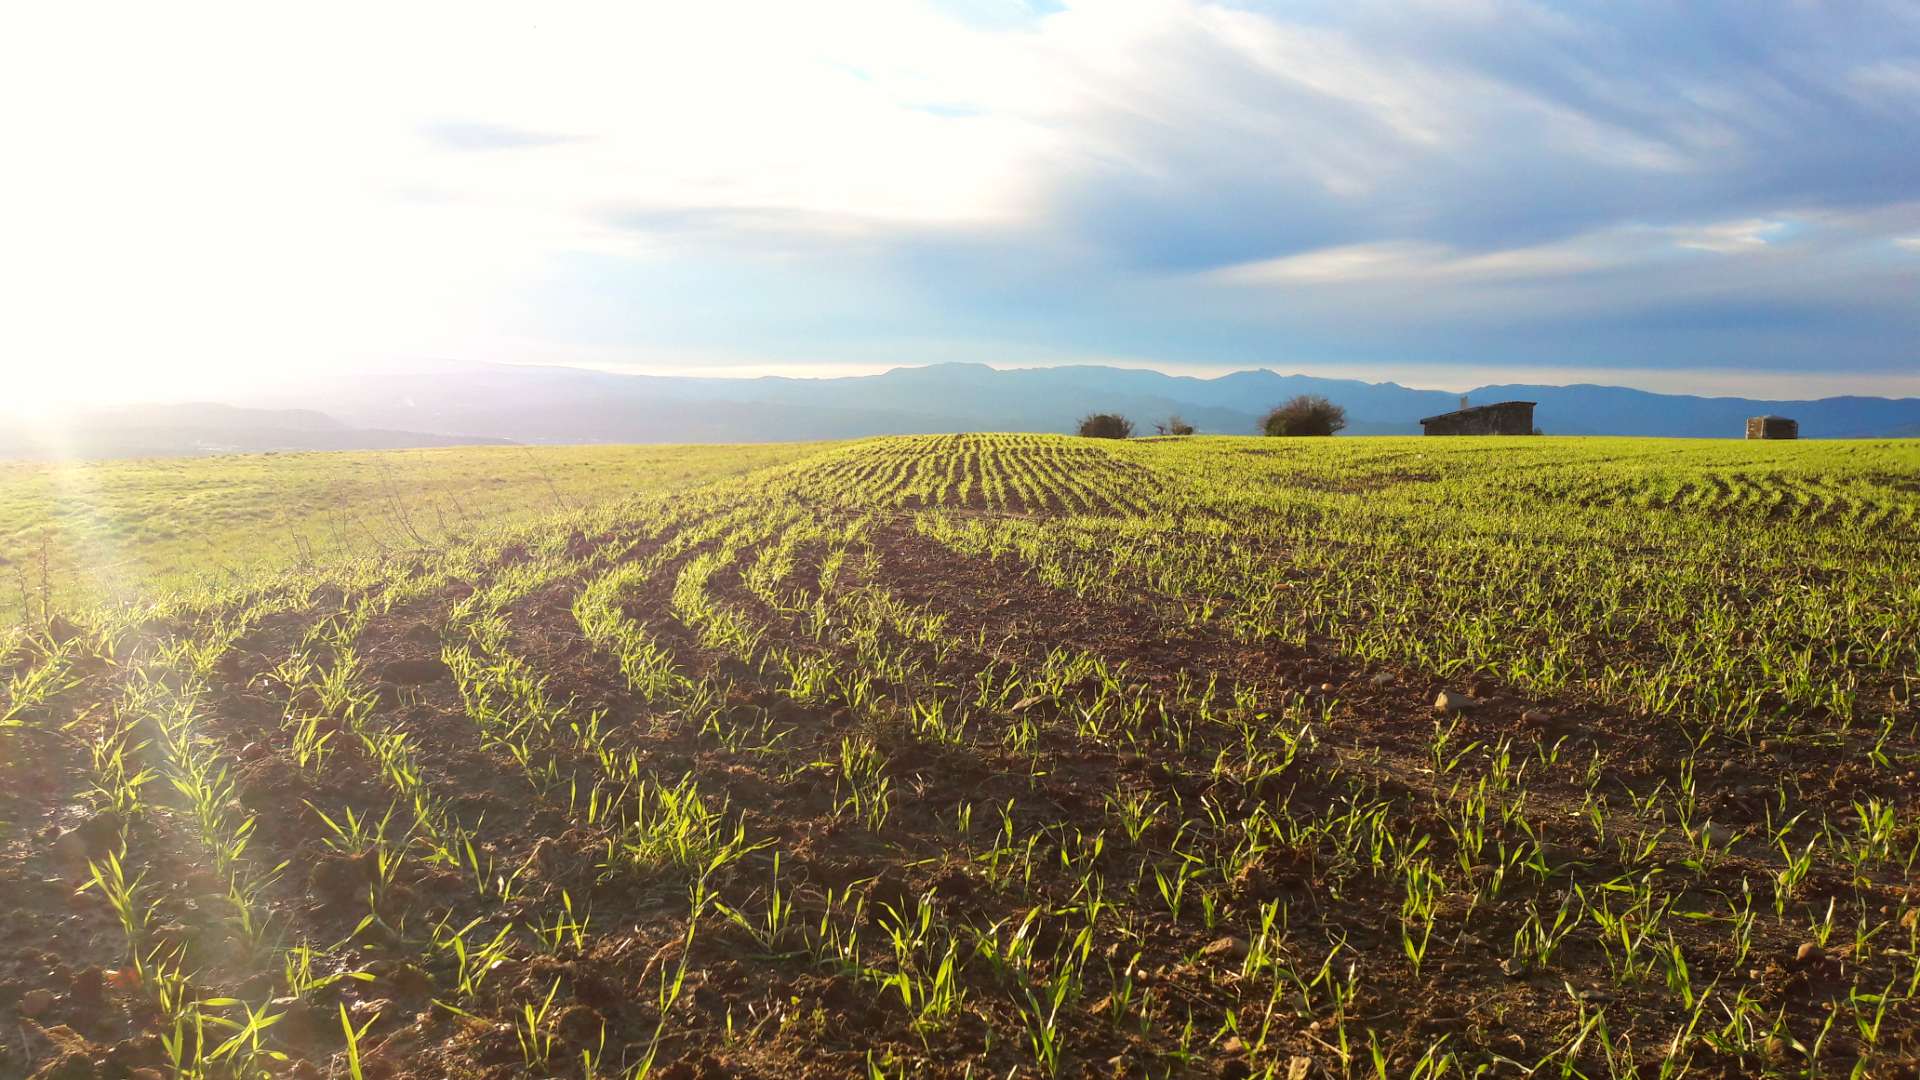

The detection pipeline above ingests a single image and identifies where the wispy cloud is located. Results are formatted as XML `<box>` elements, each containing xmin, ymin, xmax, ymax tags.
<box><xmin>1211</xmin><ymin>237</ymin><xmax>1622</xmax><ymax>286</ymax></box>
<box><xmin>1669</xmin><ymin>219</ymin><xmax>1788</xmax><ymax>253</ymax></box>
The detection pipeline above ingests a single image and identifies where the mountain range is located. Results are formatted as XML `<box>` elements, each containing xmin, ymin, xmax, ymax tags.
<box><xmin>229</xmin><ymin>360</ymin><xmax>1920</xmax><ymax>443</ymax></box>
<box><xmin>12</xmin><ymin>363</ymin><xmax>1919</xmax><ymax>458</ymax></box>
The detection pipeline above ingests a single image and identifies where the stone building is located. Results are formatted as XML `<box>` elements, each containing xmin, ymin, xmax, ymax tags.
<box><xmin>1419</xmin><ymin>400</ymin><xmax>1536</xmax><ymax>436</ymax></box>
<box><xmin>1746</xmin><ymin>415</ymin><xmax>1798</xmax><ymax>439</ymax></box>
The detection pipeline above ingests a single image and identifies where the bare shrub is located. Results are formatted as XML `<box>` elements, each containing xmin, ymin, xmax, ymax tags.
<box><xmin>1078</xmin><ymin>413</ymin><xmax>1135</xmax><ymax>439</ymax></box>
<box><xmin>1261</xmin><ymin>396</ymin><xmax>1346</xmax><ymax>437</ymax></box>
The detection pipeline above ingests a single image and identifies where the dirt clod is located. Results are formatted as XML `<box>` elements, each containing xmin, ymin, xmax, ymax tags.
<box><xmin>27</xmin><ymin>1052</ymin><xmax>96</xmax><ymax>1080</ymax></box>
<box><xmin>378</xmin><ymin>656</ymin><xmax>448</xmax><ymax>685</ymax></box>
<box><xmin>67</xmin><ymin>966</ymin><xmax>104</xmax><ymax>1010</ymax></box>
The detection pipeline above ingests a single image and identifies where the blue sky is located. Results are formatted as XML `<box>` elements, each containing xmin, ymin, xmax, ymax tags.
<box><xmin>6</xmin><ymin>0</ymin><xmax>1919</xmax><ymax>403</ymax></box>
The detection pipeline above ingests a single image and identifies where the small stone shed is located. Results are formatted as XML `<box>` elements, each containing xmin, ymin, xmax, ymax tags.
<box><xmin>1746</xmin><ymin>415</ymin><xmax>1798</xmax><ymax>440</ymax></box>
<box><xmin>1419</xmin><ymin>400</ymin><xmax>1536</xmax><ymax>436</ymax></box>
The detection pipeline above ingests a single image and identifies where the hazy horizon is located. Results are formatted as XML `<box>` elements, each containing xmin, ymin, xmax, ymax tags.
<box><xmin>11</xmin><ymin>358</ymin><xmax>1920</xmax><ymax>434</ymax></box>
<box><xmin>11</xmin><ymin>356</ymin><xmax>1920</xmax><ymax>423</ymax></box>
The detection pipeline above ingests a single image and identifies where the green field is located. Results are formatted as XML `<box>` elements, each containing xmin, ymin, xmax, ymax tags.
<box><xmin>0</xmin><ymin>442</ymin><xmax>823</xmax><ymax>619</ymax></box>
<box><xmin>2</xmin><ymin>434</ymin><xmax>1917</xmax><ymax>1078</ymax></box>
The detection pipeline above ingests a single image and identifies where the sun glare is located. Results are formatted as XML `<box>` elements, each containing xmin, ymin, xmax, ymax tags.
<box><xmin>4</xmin><ymin>368</ymin><xmax>85</xmax><ymax>420</ymax></box>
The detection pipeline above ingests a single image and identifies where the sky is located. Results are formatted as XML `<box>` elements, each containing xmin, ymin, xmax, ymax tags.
<box><xmin>4</xmin><ymin>0</ymin><xmax>1919</xmax><ymax>408</ymax></box>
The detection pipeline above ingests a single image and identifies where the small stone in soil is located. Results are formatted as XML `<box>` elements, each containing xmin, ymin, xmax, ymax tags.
<box><xmin>1201</xmin><ymin>936</ymin><xmax>1251</xmax><ymax>960</ymax></box>
<box><xmin>1434</xmin><ymin>690</ymin><xmax>1472</xmax><ymax>713</ymax></box>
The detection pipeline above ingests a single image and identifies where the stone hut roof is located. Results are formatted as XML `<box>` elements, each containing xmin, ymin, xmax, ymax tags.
<box><xmin>1417</xmin><ymin>401</ymin><xmax>1537</xmax><ymax>425</ymax></box>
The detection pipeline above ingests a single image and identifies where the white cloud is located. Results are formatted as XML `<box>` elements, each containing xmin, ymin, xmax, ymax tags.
<box><xmin>1669</xmin><ymin>219</ymin><xmax>1787</xmax><ymax>253</ymax></box>
<box><xmin>1850</xmin><ymin>60</ymin><xmax>1920</xmax><ymax>108</ymax></box>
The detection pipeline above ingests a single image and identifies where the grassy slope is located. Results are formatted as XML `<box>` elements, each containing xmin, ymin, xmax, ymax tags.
<box><xmin>0</xmin><ymin>441</ymin><xmax>831</xmax><ymax>619</ymax></box>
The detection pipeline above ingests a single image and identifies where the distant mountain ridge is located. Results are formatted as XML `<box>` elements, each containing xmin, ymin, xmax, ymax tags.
<box><xmin>225</xmin><ymin>361</ymin><xmax>1920</xmax><ymax>443</ymax></box>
